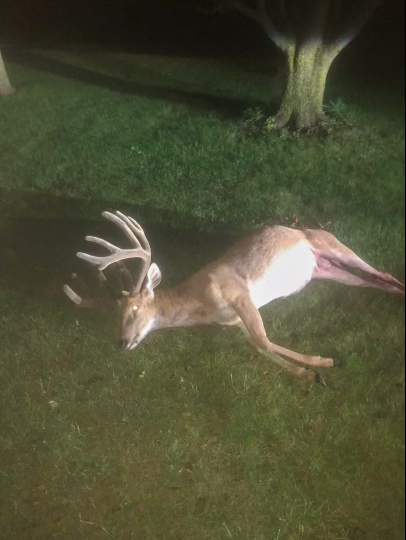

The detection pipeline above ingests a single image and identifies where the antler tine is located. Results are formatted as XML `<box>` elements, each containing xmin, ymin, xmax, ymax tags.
<box><xmin>85</xmin><ymin>236</ymin><xmax>121</xmax><ymax>254</ymax></box>
<box><xmin>127</xmin><ymin>215</ymin><xmax>151</xmax><ymax>252</ymax></box>
<box><xmin>77</xmin><ymin>248</ymin><xmax>150</xmax><ymax>270</ymax></box>
<box><xmin>113</xmin><ymin>211</ymin><xmax>152</xmax><ymax>293</ymax></box>
<box><xmin>102</xmin><ymin>211</ymin><xmax>143</xmax><ymax>249</ymax></box>
<box><xmin>63</xmin><ymin>285</ymin><xmax>97</xmax><ymax>308</ymax></box>
<box><xmin>115</xmin><ymin>211</ymin><xmax>152</xmax><ymax>260</ymax></box>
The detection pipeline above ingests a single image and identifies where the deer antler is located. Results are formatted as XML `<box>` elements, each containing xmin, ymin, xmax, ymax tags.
<box><xmin>77</xmin><ymin>211</ymin><xmax>152</xmax><ymax>294</ymax></box>
<box><xmin>64</xmin><ymin>212</ymin><xmax>152</xmax><ymax>308</ymax></box>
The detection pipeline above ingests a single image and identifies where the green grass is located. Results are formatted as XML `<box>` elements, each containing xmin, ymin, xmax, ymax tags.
<box><xmin>0</xmin><ymin>46</ymin><xmax>405</xmax><ymax>539</ymax></box>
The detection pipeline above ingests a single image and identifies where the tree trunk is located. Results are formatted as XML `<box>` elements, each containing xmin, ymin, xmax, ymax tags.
<box><xmin>276</xmin><ymin>43</ymin><xmax>337</xmax><ymax>130</ymax></box>
<box><xmin>0</xmin><ymin>50</ymin><xmax>15</xmax><ymax>96</ymax></box>
<box><xmin>232</xmin><ymin>0</ymin><xmax>379</xmax><ymax>131</ymax></box>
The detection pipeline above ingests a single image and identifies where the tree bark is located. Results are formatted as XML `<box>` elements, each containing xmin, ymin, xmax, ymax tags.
<box><xmin>276</xmin><ymin>43</ymin><xmax>338</xmax><ymax>130</ymax></box>
<box><xmin>0</xmin><ymin>50</ymin><xmax>15</xmax><ymax>96</ymax></box>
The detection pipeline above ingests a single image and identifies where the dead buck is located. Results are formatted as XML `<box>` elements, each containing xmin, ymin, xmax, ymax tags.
<box><xmin>64</xmin><ymin>212</ymin><xmax>405</xmax><ymax>383</ymax></box>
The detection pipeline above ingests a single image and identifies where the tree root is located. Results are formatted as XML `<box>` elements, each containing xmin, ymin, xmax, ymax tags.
<box><xmin>275</xmin><ymin>112</ymin><xmax>292</xmax><ymax>129</ymax></box>
<box><xmin>274</xmin><ymin>110</ymin><xmax>331</xmax><ymax>134</ymax></box>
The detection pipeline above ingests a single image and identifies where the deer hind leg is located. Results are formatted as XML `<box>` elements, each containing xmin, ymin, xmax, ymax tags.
<box><xmin>232</xmin><ymin>295</ymin><xmax>335</xmax><ymax>383</ymax></box>
<box><xmin>313</xmin><ymin>262</ymin><xmax>398</xmax><ymax>291</ymax></box>
<box><xmin>306</xmin><ymin>229</ymin><xmax>405</xmax><ymax>295</ymax></box>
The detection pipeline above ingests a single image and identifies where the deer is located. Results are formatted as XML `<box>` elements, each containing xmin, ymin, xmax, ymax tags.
<box><xmin>64</xmin><ymin>211</ymin><xmax>405</xmax><ymax>384</ymax></box>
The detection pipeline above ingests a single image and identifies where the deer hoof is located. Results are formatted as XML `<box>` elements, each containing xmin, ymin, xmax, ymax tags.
<box><xmin>333</xmin><ymin>358</ymin><xmax>343</xmax><ymax>368</ymax></box>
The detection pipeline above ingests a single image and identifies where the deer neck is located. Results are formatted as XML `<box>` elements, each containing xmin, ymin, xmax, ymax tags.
<box><xmin>154</xmin><ymin>285</ymin><xmax>208</xmax><ymax>330</ymax></box>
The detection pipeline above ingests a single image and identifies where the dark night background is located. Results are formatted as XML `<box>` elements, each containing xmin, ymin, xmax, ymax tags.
<box><xmin>0</xmin><ymin>0</ymin><xmax>404</xmax><ymax>81</ymax></box>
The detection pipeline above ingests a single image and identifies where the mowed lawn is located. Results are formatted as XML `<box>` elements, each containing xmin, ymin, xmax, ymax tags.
<box><xmin>0</xmin><ymin>47</ymin><xmax>405</xmax><ymax>540</ymax></box>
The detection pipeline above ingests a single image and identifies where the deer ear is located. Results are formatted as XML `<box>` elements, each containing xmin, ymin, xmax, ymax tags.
<box><xmin>143</xmin><ymin>263</ymin><xmax>162</xmax><ymax>294</ymax></box>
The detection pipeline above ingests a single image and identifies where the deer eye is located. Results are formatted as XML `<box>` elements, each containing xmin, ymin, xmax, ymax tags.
<box><xmin>132</xmin><ymin>306</ymin><xmax>138</xmax><ymax>313</ymax></box>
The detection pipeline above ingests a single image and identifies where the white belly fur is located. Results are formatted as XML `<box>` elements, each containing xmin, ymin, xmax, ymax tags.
<box><xmin>248</xmin><ymin>242</ymin><xmax>316</xmax><ymax>309</ymax></box>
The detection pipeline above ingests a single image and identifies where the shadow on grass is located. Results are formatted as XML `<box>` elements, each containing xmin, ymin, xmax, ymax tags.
<box><xmin>0</xmin><ymin>188</ymin><xmax>235</xmax><ymax>306</ymax></box>
<box><xmin>5</xmin><ymin>47</ymin><xmax>279</xmax><ymax>119</ymax></box>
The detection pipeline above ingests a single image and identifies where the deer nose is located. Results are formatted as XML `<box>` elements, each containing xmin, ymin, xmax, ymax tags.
<box><xmin>119</xmin><ymin>338</ymin><xmax>128</xmax><ymax>350</ymax></box>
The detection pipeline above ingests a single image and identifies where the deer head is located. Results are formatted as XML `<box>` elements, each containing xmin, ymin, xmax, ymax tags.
<box><xmin>64</xmin><ymin>212</ymin><xmax>162</xmax><ymax>350</ymax></box>
<box><xmin>119</xmin><ymin>262</ymin><xmax>162</xmax><ymax>350</ymax></box>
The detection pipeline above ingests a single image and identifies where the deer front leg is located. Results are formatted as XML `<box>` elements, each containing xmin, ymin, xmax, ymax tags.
<box><xmin>231</xmin><ymin>294</ymin><xmax>336</xmax><ymax>383</ymax></box>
